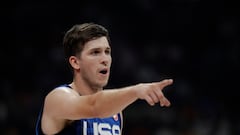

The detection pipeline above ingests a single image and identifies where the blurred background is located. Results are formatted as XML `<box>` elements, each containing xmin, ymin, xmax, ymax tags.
<box><xmin>1</xmin><ymin>0</ymin><xmax>240</xmax><ymax>135</ymax></box>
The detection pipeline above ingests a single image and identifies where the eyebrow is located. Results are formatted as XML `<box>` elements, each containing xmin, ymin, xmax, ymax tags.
<box><xmin>106</xmin><ymin>47</ymin><xmax>111</xmax><ymax>50</ymax></box>
<box><xmin>90</xmin><ymin>47</ymin><xmax>111</xmax><ymax>51</ymax></box>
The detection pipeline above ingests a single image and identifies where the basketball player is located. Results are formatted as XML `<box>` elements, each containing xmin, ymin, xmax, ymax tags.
<box><xmin>35</xmin><ymin>23</ymin><xmax>173</xmax><ymax>135</ymax></box>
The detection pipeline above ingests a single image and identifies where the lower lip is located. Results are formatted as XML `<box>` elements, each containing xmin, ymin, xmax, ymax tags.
<box><xmin>99</xmin><ymin>73</ymin><xmax>108</xmax><ymax>76</ymax></box>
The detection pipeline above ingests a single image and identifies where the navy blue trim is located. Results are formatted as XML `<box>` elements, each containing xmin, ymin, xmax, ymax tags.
<box><xmin>118</xmin><ymin>113</ymin><xmax>122</xmax><ymax>129</ymax></box>
<box><xmin>35</xmin><ymin>104</ymin><xmax>43</xmax><ymax>135</ymax></box>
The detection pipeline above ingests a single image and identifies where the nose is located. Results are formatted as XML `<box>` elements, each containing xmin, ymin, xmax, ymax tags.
<box><xmin>101</xmin><ymin>53</ymin><xmax>111</xmax><ymax>66</ymax></box>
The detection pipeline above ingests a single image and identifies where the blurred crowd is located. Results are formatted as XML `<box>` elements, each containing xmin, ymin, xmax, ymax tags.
<box><xmin>1</xmin><ymin>0</ymin><xmax>239</xmax><ymax>134</ymax></box>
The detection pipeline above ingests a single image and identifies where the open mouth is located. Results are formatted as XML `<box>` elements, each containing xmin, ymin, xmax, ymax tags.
<box><xmin>99</xmin><ymin>69</ymin><xmax>108</xmax><ymax>75</ymax></box>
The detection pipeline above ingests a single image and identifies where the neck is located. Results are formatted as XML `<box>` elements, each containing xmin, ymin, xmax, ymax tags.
<box><xmin>70</xmin><ymin>78</ymin><xmax>102</xmax><ymax>95</ymax></box>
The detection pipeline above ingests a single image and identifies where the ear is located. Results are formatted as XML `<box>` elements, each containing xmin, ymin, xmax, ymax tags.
<box><xmin>69</xmin><ymin>56</ymin><xmax>80</xmax><ymax>70</ymax></box>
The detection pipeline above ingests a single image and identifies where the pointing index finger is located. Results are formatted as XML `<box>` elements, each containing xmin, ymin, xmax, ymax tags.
<box><xmin>158</xmin><ymin>79</ymin><xmax>173</xmax><ymax>90</ymax></box>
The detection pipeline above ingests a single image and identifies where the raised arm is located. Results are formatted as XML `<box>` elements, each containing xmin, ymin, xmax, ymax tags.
<box><xmin>41</xmin><ymin>79</ymin><xmax>173</xmax><ymax>133</ymax></box>
<box><xmin>92</xmin><ymin>79</ymin><xmax>173</xmax><ymax>118</ymax></box>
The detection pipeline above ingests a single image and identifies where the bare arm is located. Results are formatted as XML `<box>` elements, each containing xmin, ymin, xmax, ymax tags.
<box><xmin>91</xmin><ymin>79</ymin><xmax>173</xmax><ymax>118</ymax></box>
<box><xmin>41</xmin><ymin>79</ymin><xmax>173</xmax><ymax>133</ymax></box>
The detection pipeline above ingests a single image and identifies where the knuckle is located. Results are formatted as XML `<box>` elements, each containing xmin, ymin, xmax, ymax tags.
<box><xmin>158</xmin><ymin>93</ymin><xmax>164</xmax><ymax>99</ymax></box>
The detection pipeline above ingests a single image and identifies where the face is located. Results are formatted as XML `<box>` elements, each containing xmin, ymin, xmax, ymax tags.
<box><xmin>77</xmin><ymin>36</ymin><xmax>112</xmax><ymax>89</ymax></box>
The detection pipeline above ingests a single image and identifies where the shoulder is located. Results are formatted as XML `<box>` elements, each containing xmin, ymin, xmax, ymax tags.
<box><xmin>42</xmin><ymin>85</ymin><xmax>80</xmax><ymax>118</ymax></box>
<box><xmin>46</xmin><ymin>86</ymin><xmax>78</xmax><ymax>100</ymax></box>
<box><xmin>43</xmin><ymin>86</ymin><xmax>79</xmax><ymax>110</ymax></box>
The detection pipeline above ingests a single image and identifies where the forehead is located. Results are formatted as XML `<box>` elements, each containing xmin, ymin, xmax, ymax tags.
<box><xmin>83</xmin><ymin>36</ymin><xmax>110</xmax><ymax>51</ymax></box>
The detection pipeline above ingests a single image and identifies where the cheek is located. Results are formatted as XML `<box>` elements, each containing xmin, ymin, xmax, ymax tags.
<box><xmin>110</xmin><ymin>59</ymin><xmax>112</xmax><ymax>66</ymax></box>
<box><xmin>86</xmin><ymin>61</ymin><xmax>98</xmax><ymax>71</ymax></box>
<box><xmin>109</xmin><ymin>56</ymin><xmax>112</xmax><ymax>63</ymax></box>
<box><xmin>81</xmin><ymin>64</ymin><xmax>95</xmax><ymax>76</ymax></box>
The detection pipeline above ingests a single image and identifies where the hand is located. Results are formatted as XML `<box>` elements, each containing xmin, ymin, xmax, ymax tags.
<box><xmin>135</xmin><ymin>79</ymin><xmax>173</xmax><ymax>107</ymax></box>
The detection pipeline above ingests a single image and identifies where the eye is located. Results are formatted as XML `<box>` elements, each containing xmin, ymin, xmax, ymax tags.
<box><xmin>91</xmin><ymin>50</ymin><xmax>100</xmax><ymax>55</ymax></box>
<box><xmin>105</xmin><ymin>49</ymin><xmax>111</xmax><ymax>55</ymax></box>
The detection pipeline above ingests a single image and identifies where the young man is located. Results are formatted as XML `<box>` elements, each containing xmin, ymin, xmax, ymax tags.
<box><xmin>35</xmin><ymin>23</ymin><xmax>173</xmax><ymax>135</ymax></box>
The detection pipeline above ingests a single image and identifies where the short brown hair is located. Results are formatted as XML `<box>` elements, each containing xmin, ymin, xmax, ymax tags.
<box><xmin>63</xmin><ymin>23</ymin><xmax>110</xmax><ymax>60</ymax></box>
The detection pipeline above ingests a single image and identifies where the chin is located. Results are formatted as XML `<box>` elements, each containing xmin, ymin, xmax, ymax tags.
<box><xmin>93</xmin><ymin>81</ymin><xmax>106</xmax><ymax>88</ymax></box>
<box><xmin>102</xmin><ymin>82</ymin><xmax>108</xmax><ymax>87</ymax></box>
<box><xmin>99</xmin><ymin>81</ymin><xmax>108</xmax><ymax>88</ymax></box>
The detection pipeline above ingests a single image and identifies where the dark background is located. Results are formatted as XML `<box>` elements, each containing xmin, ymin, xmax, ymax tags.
<box><xmin>1</xmin><ymin>0</ymin><xmax>240</xmax><ymax>134</ymax></box>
